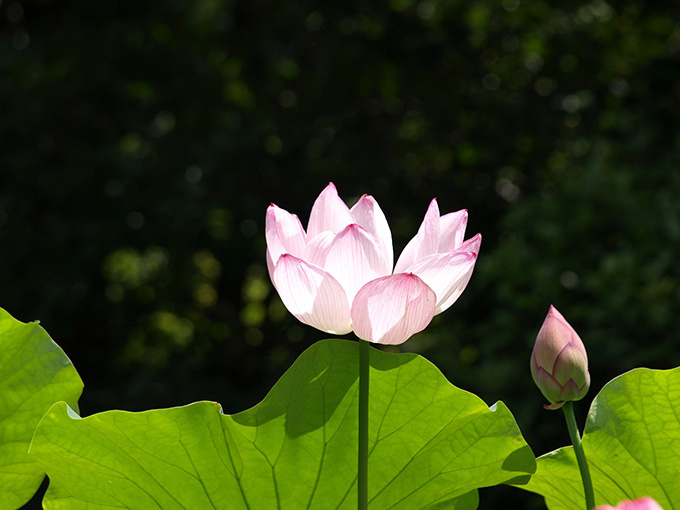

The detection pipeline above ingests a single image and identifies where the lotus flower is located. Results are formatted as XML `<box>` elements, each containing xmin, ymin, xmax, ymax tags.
<box><xmin>530</xmin><ymin>305</ymin><xmax>590</xmax><ymax>410</ymax></box>
<box><xmin>595</xmin><ymin>497</ymin><xmax>664</xmax><ymax>510</ymax></box>
<box><xmin>266</xmin><ymin>182</ymin><xmax>480</xmax><ymax>345</ymax></box>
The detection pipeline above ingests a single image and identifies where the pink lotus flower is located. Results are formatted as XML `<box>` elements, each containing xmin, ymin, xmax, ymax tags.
<box><xmin>266</xmin><ymin>182</ymin><xmax>481</xmax><ymax>345</ymax></box>
<box><xmin>530</xmin><ymin>305</ymin><xmax>590</xmax><ymax>410</ymax></box>
<box><xmin>595</xmin><ymin>496</ymin><xmax>664</xmax><ymax>510</ymax></box>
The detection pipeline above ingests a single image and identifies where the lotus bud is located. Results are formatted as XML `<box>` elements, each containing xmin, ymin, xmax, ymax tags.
<box><xmin>530</xmin><ymin>305</ymin><xmax>590</xmax><ymax>410</ymax></box>
<box><xmin>595</xmin><ymin>496</ymin><xmax>664</xmax><ymax>510</ymax></box>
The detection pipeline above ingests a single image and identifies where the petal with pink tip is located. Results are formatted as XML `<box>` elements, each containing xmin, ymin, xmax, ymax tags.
<box><xmin>307</xmin><ymin>182</ymin><xmax>354</xmax><ymax>238</ymax></box>
<box><xmin>351</xmin><ymin>273</ymin><xmax>436</xmax><ymax>345</ymax></box>
<box><xmin>456</xmin><ymin>233</ymin><xmax>482</xmax><ymax>256</ymax></box>
<box><xmin>323</xmin><ymin>224</ymin><xmax>391</xmax><ymax>303</ymax></box>
<box><xmin>350</xmin><ymin>194</ymin><xmax>394</xmax><ymax>270</ymax></box>
<box><xmin>404</xmin><ymin>251</ymin><xmax>478</xmax><ymax>314</ymax></box>
<box><xmin>272</xmin><ymin>254</ymin><xmax>352</xmax><ymax>335</ymax></box>
<box><xmin>265</xmin><ymin>204</ymin><xmax>307</xmax><ymax>264</ymax></box>
<box><xmin>394</xmin><ymin>198</ymin><xmax>441</xmax><ymax>274</ymax></box>
<box><xmin>438</xmin><ymin>209</ymin><xmax>468</xmax><ymax>252</ymax></box>
<box><xmin>535</xmin><ymin>306</ymin><xmax>587</xmax><ymax>369</ymax></box>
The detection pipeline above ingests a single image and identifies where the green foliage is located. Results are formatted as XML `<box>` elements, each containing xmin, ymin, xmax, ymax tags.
<box><xmin>30</xmin><ymin>339</ymin><xmax>534</xmax><ymax>509</ymax></box>
<box><xmin>520</xmin><ymin>367</ymin><xmax>680</xmax><ymax>509</ymax></box>
<box><xmin>0</xmin><ymin>308</ymin><xmax>82</xmax><ymax>509</ymax></box>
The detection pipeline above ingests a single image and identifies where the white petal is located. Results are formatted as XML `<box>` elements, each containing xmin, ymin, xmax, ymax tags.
<box><xmin>323</xmin><ymin>224</ymin><xmax>391</xmax><ymax>303</ymax></box>
<box><xmin>272</xmin><ymin>254</ymin><xmax>352</xmax><ymax>335</ymax></box>
<box><xmin>350</xmin><ymin>194</ymin><xmax>394</xmax><ymax>270</ymax></box>
<box><xmin>265</xmin><ymin>204</ymin><xmax>307</xmax><ymax>265</ymax></box>
<box><xmin>394</xmin><ymin>198</ymin><xmax>441</xmax><ymax>274</ymax></box>
<box><xmin>405</xmin><ymin>251</ymin><xmax>478</xmax><ymax>314</ymax></box>
<box><xmin>307</xmin><ymin>182</ymin><xmax>354</xmax><ymax>238</ymax></box>
<box><xmin>438</xmin><ymin>209</ymin><xmax>468</xmax><ymax>252</ymax></box>
<box><xmin>351</xmin><ymin>273</ymin><xmax>436</xmax><ymax>345</ymax></box>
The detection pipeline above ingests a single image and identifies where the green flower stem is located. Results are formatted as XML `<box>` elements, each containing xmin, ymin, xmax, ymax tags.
<box><xmin>358</xmin><ymin>339</ymin><xmax>369</xmax><ymax>510</ymax></box>
<box><xmin>562</xmin><ymin>401</ymin><xmax>595</xmax><ymax>510</ymax></box>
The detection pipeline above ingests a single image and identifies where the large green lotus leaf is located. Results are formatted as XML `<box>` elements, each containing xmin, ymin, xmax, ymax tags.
<box><xmin>30</xmin><ymin>339</ymin><xmax>534</xmax><ymax>509</ymax></box>
<box><xmin>429</xmin><ymin>489</ymin><xmax>479</xmax><ymax>509</ymax></box>
<box><xmin>521</xmin><ymin>367</ymin><xmax>680</xmax><ymax>509</ymax></box>
<box><xmin>0</xmin><ymin>308</ymin><xmax>83</xmax><ymax>509</ymax></box>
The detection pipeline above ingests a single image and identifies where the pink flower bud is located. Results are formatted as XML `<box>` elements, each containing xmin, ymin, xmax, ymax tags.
<box><xmin>530</xmin><ymin>305</ymin><xmax>590</xmax><ymax>410</ymax></box>
<box><xmin>595</xmin><ymin>496</ymin><xmax>664</xmax><ymax>510</ymax></box>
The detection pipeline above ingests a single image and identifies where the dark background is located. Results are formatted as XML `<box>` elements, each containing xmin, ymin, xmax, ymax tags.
<box><xmin>2</xmin><ymin>0</ymin><xmax>679</xmax><ymax>508</ymax></box>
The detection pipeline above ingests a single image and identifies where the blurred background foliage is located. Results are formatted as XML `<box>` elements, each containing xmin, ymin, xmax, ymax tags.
<box><xmin>2</xmin><ymin>0</ymin><xmax>679</xmax><ymax>507</ymax></box>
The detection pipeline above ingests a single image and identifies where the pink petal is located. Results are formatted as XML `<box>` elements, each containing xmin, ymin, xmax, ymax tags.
<box><xmin>438</xmin><ymin>209</ymin><xmax>468</xmax><ymax>252</ymax></box>
<box><xmin>351</xmin><ymin>273</ymin><xmax>436</xmax><ymax>345</ymax></box>
<box><xmin>594</xmin><ymin>497</ymin><xmax>666</xmax><ymax>510</ymax></box>
<box><xmin>405</xmin><ymin>251</ymin><xmax>478</xmax><ymax>314</ymax></box>
<box><xmin>394</xmin><ymin>198</ymin><xmax>441</xmax><ymax>274</ymax></box>
<box><xmin>350</xmin><ymin>194</ymin><xmax>394</xmax><ymax>270</ymax></box>
<box><xmin>266</xmin><ymin>248</ymin><xmax>277</xmax><ymax>281</ymax></box>
<box><xmin>265</xmin><ymin>204</ymin><xmax>307</xmax><ymax>265</ymax></box>
<box><xmin>271</xmin><ymin>254</ymin><xmax>352</xmax><ymax>335</ymax></box>
<box><xmin>618</xmin><ymin>498</ymin><xmax>664</xmax><ymax>510</ymax></box>
<box><xmin>536</xmin><ymin>306</ymin><xmax>588</xmax><ymax>368</ymax></box>
<box><xmin>304</xmin><ymin>231</ymin><xmax>336</xmax><ymax>267</ymax></box>
<box><xmin>457</xmin><ymin>233</ymin><xmax>482</xmax><ymax>256</ymax></box>
<box><xmin>323</xmin><ymin>224</ymin><xmax>392</xmax><ymax>303</ymax></box>
<box><xmin>307</xmin><ymin>182</ymin><xmax>354</xmax><ymax>239</ymax></box>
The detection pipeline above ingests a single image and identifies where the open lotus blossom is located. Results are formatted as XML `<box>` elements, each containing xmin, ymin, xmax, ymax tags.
<box><xmin>595</xmin><ymin>497</ymin><xmax>664</xmax><ymax>510</ymax></box>
<box><xmin>531</xmin><ymin>305</ymin><xmax>590</xmax><ymax>410</ymax></box>
<box><xmin>266</xmin><ymin>182</ymin><xmax>481</xmax><ymax>345</ymax></box>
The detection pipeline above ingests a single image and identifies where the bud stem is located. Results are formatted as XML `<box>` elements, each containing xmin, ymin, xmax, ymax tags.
<box><xmin>358</xmin><ymin>339</ymin><xmax>370</xmax><ymax>510</ymax></box>
<box><xmin>562</xmin><ymin>401</ymin><xmax>595</xmax><ymax>509</ymax></box>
